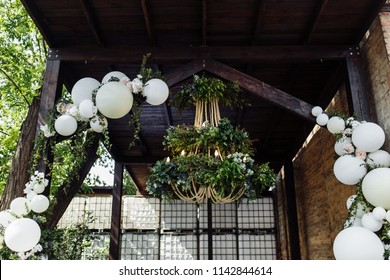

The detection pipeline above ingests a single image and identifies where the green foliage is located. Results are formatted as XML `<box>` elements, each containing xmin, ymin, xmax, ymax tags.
<box><xmin>173</xmin><ymin>74</ymin><xmax>247</xmax><ymax>115</ymax></box>
<box><xmin>163</xmin><ymin>118</ymin><xmax>254</xmax><ymax>156</ymax></box>
<box><xmin>0</xmin><ymin>0</ymin><xmax>47</xmax><ymax>194</ymax></box>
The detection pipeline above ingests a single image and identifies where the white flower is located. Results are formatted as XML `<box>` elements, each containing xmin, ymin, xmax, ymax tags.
<box><xmin>39</xmin><ymin>124</ymin><xmax>55</xmax><ymax>138</ymax></box>
<box><xmin>137</xmin><ymin>74</ymin><xmax>143</xmax><ymax>79</ymax></box>
<box><xmin>56</xmin><ymin>102</ymin><xmax>67</xmax><ymax>114</ymax></box>
<box><xmin>132</xmin><ymin>78</ymin><xmax>144</xmax><ymax>93</ymax></box>
<box><xmin>343</xmin><ymin>143</ymin><xmax>355</xmax><ymax>154</ymax></box>
<box><xmin>355</xmin><ymin>150</ymin><xmax>367</xmax><ymax>160</ymax></box>
<box><xmin>120</xmin><ymin>76</ymin><xmax>131</xmax><ymax>84</ymax></box>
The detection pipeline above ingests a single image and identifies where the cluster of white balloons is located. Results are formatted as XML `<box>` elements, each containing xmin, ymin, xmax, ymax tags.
<box><xmin>51</xmin><ymin>71</ymin><xmax>169</xmax><ymax>137</ymax></box>
<box><xmin>312</xmin><ymin>106</ymin><xmax>390</xmax><ymax>259</ymax></box>
<box><xmin>0</xmin><ymin>171</ymin><xmax>50</xmax><ymax>258</ymax></box>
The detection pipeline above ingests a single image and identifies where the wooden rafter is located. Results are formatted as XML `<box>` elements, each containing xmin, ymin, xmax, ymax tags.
<box><xmin>80</xmin><ymin>0</ymin><xmax>105</xmax><ymax>47</ymax></box>
<box><xmin>251</xmin><ymin>0</ymin><xmax>266</xmax><ymax>45</ymax></box>
<box><xmin>49</xmin><ymin>45</ymin><xmax>350</xmax><ymax>63</ymax></box>
<box><xmin>140</xmin><ymin>0</ymin><xmax>156</xmax><ymax>46</ymax></box>
<box><xmin>304</xmin><ymin>0</ymin><xmax>329</xmax><ymax>45</ymax></box>
<box><xmin>202</xmin><ymin>0</ymin><xmax>207</xmax><ymax>45</ymax></box>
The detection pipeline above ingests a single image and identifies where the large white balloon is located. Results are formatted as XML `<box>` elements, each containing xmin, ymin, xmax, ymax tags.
<box><xmin>334</xmin><ymin>137</ymin><xmax>352</xmax><ymax>156</ymax></box>
<box><xmin>96</xmin><ymin>81</ymin><xmax>133</xmax><ymax>119</ymax></box>
<box><xmin>333</xmin><ymin>226</ymin><xmax>384</xmax><ymax>260</ymax></box>
<box><xmin>366</xmin><ymin>150</ymin><xmax>390</xmax><ymax>168</ymax></box>
<box><xmin>361</xmin><ymin>212</ymin><xmax>383</xmax><ymax>232</ymax></box>
<box><xmin>352</xmin><ymin>122</ymin><xmax>385</xmax><ymax>152</ymax></box>
<box><xmin>327</xmin><ymin>116</ymin><xmax>345</xmax><ymax>134</ymax></box>
<box><xmin>0</xmin><ymin>211</ymin><xmax>16</xmax><ymax>228</ymax></box>
<box><xmin>362</xmin><ymin>168</ymin><xmax>390</xmax><ymax>209</ymax></box>
<box><xmin>54</xmin><ymin>115</ymin><xmax>78</xmax><ymax>136</ymax></box>
<box><xmin>30</xmin><ymin>195</ymin><xmax>50</xmax><ymax>214</ymax></box>
<box><xmin>386</xmin><ymin>210</ymin><xmax>390</xmax><ymax>222</ymax></box>
<box><xmin>333</xmin><ymin>155</ymin><xmax>367</xmax><ymax>185</ymax></box>
<box><xmin>78</xmin><ymin>99</ymin><xmax>97</xmax><ymax>119</ymax></box>
<box><xmin>10</xmin><ymin>197</ymin><xmax>31</xmax><ymax>216</ymax></box>
<box><xmin>71</xmin><ymin>77</ymin><xmax>100</xmax><ymax>105</ymax></box>
<box><xmin>4</xmin><ymin>218</ymin><xmax>41</xmax><ymax>252</ymax></box>
<box><xmin>101</xmin><ymin>71</ymin><xmax>127</xmax><ymax>84</ymax></box>
<box><xmin>142</xmin><ymin>78</ymin><xmax>169</xmax><ymax>105</ymax></box>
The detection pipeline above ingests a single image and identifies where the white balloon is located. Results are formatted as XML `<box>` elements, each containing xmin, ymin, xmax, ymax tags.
<box><xmin>0</xmin><ymin>211</ymin><xmax>16</xmax><ymax>228</ymax></box>
<box><xmin>71</xmin><ymin>77</ymin><xmax>100</xmax><ymax>105</ymax></box>
<box><xmin>10</xmin><ymin>197</ymin><xmax>31</xmax><ymax>216</ymax></box>
<box><xmin>372</xmin><ymin>207</ymin><xmax>386</xmax><ymax>220</ymax></box>
<box><xmin>33</xmin><ymin>182</ymin><xmax>45</xmax><ymax>194</ymax></box>
<box><xmin>4</xmin><ymin>218</ymin><xmax>41</xmax><ymax>252</ymax></box>
<box><xmin>311</xmin><ymin>106</ymin><xmax>323</xmax><ymax>117</ymax></box>
<box><xmin>30</xmin><ymin>195</ymin><xmax>50</xmax><ymax>214</ymax></box>
<box><xmin>333</xmin><ymin>155</ymin><xmax>367</xmax><ymax>185</ymax></box>
<box><xmin>26</xmin><ymin>190</ymin><xmax>38</xmax><ymax>201</ymax></box>
<box><xmin>90</xmin><ymin>115</ymin><xmax>108</xmax><ymax>133</ymax></box>
<box><xmin>78</xmin><ymin>99</ymin><xmax>97</xmax><ymax>119</ymax></box>
<box><xmin>54</xmin><ymin>115</ymin><xmax>78</xmax><ymax>136</ymax></box>
<box><xmin>334</xmin><ymin>137</ymin><xmax>352</xmax><ymax>156</ymax></box>
<box><xmin>352</xmin><ymin>122</ymin><xmax>385</xmax><ymax>152</ymax></box>
<box><xmin>102</xmin><ymin>71</ymin><xmax>127</xmax><ymax>84</ymax></box>
<box><xmin>96</xmin><ymin>81</ymin><xmax>133</xmax><ymax>119</ymax></box>
<box><xmin>327</xmin><ymin>116</ymin><xmax>345</xmax><ymax>134</ymax></box>
<box><xmin>333</xmin><ymin>226</ymin><xmax>384</xmax><ymax>260</ymax></box>
<box><xmin>142</xmin><ymin>78</ymin><xmax>169</xmax><ymax>105</ymax></box>
<box><xmin>366</xmin><ymin>150</ymin><xmax>390</xmax><ymax>168</ymax></box>
<box><xmin>362</xmin><ymin>168</ymin><xmax>390</xmax><ymax>209</ymax></box>
<box><xmin>361</xmin><ymin>212</ymin><xmax>383</xmax><ymax>232</ymax></box>
<box><xmin>316</xmin><ymin>113</ymin><xmax>329</xmax><ymax>126</ymax></box>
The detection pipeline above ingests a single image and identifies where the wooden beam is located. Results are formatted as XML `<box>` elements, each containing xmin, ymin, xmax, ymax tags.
<box><xmin>251</xmin><ymin>0</ymin><xmax>266</xmax><ymax>45</ymax></box>
<box><xmin>345</xmin><ymin>52</ymin><xmax>372</xmax><ymax>121</ymax></box>
<box><xmin>50</xmin><ymin>45</ymin><xmax>351</xmax><ymax>63</ymax></box>
<box><xmin>304</xmin><ymin>0</ymin><xmax>329</xmax><ymax>45</ymax></box>
<box><xmin>45</xmin><ymin>133</ymin><xmax>100</xmax><ymax>229</ymax></box>
<box><xmin>109</xmin><ymin>161</ymin><xmax>124</xmax><ymax>260</ymax></box>
<box><xmin>203</xmin><ymin>59</ymin><xmax>316</xmax><ymax>122</ymax></box>
<box><xmin>80</xmin><ymin>0</ymin><xmax>105</xmax><ymax>47</ymax></box>
<box><xmin>140</xmin><ymin>0</ymin><xmax>156</xmax><ymax>46</ymax></box>
<box><xmin>164</xmin><ymin>59</ymin><xmax>205</xmax><ymax>87</ymax></box>
<box><xmin>283</xmin><ymin>160</ymin><xmax>301</xmax><ymax>260</ymax></box>
<box><xmin>202</xmin><ymin>0</ymin><xmax>207</xmax><ymax>45</ymax></box>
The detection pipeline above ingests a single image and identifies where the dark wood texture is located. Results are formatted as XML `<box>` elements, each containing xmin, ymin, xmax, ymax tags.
<box><xmin>109</xmin><ymin>161</ymin><xmax>124</xmax><ymax>260</ymax></box>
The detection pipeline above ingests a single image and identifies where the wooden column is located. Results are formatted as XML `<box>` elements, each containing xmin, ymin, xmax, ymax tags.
<box><xmin>346</xmin><ymin>48</ymin><xmax>372</xmax><ymax>121</ymax></box>
<box><xmin>109</xmin><ymin>161</ymin><xmax>124</xmax><ymax>260</ymax></box>
<box><xmin>36</xmin><ymin>58</ymin><xmax>63</xmax><ymax>195</ymax></box>
<box><xmin>284</xmin><ymin>160</ymin><xmax>301</xmax><ymax>260</ymax></box>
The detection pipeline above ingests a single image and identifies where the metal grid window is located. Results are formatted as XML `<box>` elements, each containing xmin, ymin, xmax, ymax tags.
<box><xmin>59</xmin><ymin>195</ymin><xmax>277</xmax><ymax>260</ymax></box>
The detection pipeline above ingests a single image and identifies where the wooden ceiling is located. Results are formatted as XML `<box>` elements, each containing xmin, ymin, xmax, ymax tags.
<box><xmin>21</xmin><ymin>0</ymin><xmax>387</xmax><ymax>194</ymax></box>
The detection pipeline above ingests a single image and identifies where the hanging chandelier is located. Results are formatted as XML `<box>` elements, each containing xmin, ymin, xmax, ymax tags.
<box><xmin>146</xmin><ymin>75</ymin><xmax>276</xmax><ymax>204</ymax></box>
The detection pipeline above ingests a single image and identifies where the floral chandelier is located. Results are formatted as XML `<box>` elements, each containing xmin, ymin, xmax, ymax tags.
<box><xmin>146</xmin><ymin>75</ymin><xmax>276</xmax><ymax>204</ymax></box>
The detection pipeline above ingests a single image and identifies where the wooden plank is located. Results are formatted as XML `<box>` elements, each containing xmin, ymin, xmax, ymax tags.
<box><xmin>202</xmin><ymin>0</ymin><xmax>207</xmax><ymax>45</ymax></box>
<box><xmin>164</xmin><ymin>59</ymin><xmax>205</xmax><ymax>87</ymax></box>
<box><xmin>109</xmin><ymin>161</ymin><xmax>124</xmax><ymax>260</ymax></box>
<box><xmin>346</xmin><ymin>54</ymin><xmax>371</xmax><ymax>121</ymax></box>
<box><xmin>140</xmin><ymin>0</ymin><xmax>156</xmax><ymax>46</ymax></box>
<box><xmin>304</xmin><ymin>0</ymin><xmax>329</xmax><ymax>45</ymax></box>
<box><xmin>204</xmin><ymin>59</ymin><xmax>316</xmax><ymax>122</ymax></box>
<box><xmin>51</xmin><ymin>45</ymin><xmax>351</xmax><ymax>63</ymax></box>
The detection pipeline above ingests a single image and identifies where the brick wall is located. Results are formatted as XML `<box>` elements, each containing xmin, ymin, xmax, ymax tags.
<box><xmin>276</xmin><ymin>12</ymin><xmax>390</xmax><ymax>259</ymax></box>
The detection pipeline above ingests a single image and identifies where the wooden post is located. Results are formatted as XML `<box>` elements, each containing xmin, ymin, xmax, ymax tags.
<box><xmin>109</xmin><ymin>161</ymin><xmax>124</xmax><ymax>260</ymax></box>
<box><xmin>284</xmin><ymin>160</ymin><xmax>301</xmax><ymax>260</ymax></box>
<box><xmin>346</xmin><ymin>48</ymin><xmax>372</xmax><ymax>121</ymax></box>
